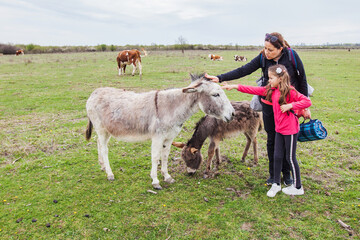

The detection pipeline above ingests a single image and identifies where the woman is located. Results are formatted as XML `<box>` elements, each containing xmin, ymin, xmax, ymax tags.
<box><xmin>221</xmin><ymin>64</ymin><xmax>311</xmax><ymax>197</ymax></box>
<box><xmin>206</xmin><ymin>32</ymin><xmax>309</xmax><ymax>186</ymax></box>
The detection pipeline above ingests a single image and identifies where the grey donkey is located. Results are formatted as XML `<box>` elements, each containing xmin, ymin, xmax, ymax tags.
<box><xmin>85</xmin><ymin>74</ymin><xmax>235</xmax><ymax>189</ymax></box>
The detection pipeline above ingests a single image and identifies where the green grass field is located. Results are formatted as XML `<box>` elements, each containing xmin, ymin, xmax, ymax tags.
<box><xmin>1</xmin><ymin>49</ymin><xmax>359</xmax><ymax>239</ymax></box>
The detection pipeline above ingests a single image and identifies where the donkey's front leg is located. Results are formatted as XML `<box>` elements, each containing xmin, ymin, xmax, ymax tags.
<box><xmin>214</xmin><ymin>145</ymin><xmax>222</xmax><ymax>172</ymax></box>
<box><xmin>252</xmin><ymin>137</ymin><xmax>258</xmax><ymax>165</ymax></box>
<box><xmin>241</xmin><ymin>134</ymin><xmax>252</xmax><ymax>162</ymax></box>
<box><xmin>161</xmin><ymin>139</ymin><xmax>175</xmax><ymax>184</ymax></box>
<box><xmin>205</xmin><ymin>140</ymin><xmax>216</xmax><ymax>177</ymax></box>
<box><xmin>150</xmin><ymin>140</ymin><xmax>163</xmax><ymax>190</ymax></box>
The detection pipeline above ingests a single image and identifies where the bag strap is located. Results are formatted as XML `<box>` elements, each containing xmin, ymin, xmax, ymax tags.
<box><xmin>288</xmin><ymin>48</ymin><xmax>300</xmax><ymax>76</ymax></box>
<box><xmin>260</xmin><ymin>53</ymin><xmax>265</xmax><ymax>75</ymax></box>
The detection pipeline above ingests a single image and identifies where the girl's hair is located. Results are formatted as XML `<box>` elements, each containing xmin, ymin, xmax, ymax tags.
<box><xmin>260</xmin><ymin>32</ymin><xmax>290</xmax><ymax>54</ymax></box>
<box><xmin>265</xmin><ymin>64</ymin><xmax>294</xmax><ymax>105</ymax></box>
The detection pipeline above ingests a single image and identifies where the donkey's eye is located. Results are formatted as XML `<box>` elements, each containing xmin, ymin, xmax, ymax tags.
<box><xmin>212</xmin><ymin>93</ymin><xmax>220</xmax><ymax>97</ymax></box>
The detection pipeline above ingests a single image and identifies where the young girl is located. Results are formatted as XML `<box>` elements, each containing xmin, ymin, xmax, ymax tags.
<box><xmin>222</xmin><ymin>64</ymin><xmax>311</xmax><ymax>197</ymax></box>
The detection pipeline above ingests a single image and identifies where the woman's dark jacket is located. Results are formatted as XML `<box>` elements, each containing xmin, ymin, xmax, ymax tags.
<box><xmin>217</xmin><ymin>48</ymin><xmax>308</xmax><ymax>96</ymax></box>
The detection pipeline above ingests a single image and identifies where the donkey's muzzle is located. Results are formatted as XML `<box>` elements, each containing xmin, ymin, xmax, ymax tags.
<box><xmin>186</xmin><ymin>167</ymin><xmax>197</xmax><ymax>175</ymax></box>
<box><xmin>225</xmin><ymin>112</ymin><xmax>235</xmax><ymax>122</ymax></box>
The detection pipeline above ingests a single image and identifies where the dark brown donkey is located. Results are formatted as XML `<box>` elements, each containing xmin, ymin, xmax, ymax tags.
<box><xmin>173</xmin><ymin>101</ymin><xmax>262</xmax><ymax>177</ymax></box>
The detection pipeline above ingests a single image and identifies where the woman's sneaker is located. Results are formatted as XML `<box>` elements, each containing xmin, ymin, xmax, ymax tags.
<box><xmin>267</xmin><ymin>183</ymin><xmax>281</xmax><ymax>197</ymax></box>
<box><xmin>282</xmin><ymin>185</ymin><xmax>304</xmax><ymax>195</ymax></box>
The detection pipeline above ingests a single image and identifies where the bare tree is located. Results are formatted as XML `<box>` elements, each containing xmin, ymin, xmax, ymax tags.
<box><xmin>176</xmin><ymin>36</ymin><xmax>187</xmax><ymax>54</ymax></box>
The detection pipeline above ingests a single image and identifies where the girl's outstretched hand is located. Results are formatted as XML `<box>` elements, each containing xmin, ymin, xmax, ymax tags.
<box><xmin>221</xmin><ymin>82</ymin><xmax>238</xmax><ymax>91</ymax></box>
<box><xmin>204</xmin><ymin>73</ymin><xmax>219</xmax><ymax>83</ymax></box>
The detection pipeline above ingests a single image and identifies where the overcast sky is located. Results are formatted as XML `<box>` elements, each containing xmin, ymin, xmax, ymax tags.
<box><xmin>1</xmin><ymin>0</ymin><xmax>359</xmax><ymax>46</ymax></box>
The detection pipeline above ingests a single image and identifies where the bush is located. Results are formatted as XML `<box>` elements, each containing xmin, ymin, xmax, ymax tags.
<box><xmin>26</xmin><ymin>44</ymin><xmax>36</xmax><ymax>52</ymax></box>
<box><xmin>110</xmin><ymin>45</ymin><xmax>116</xmax><ymax>51</ymax></box>
<box><xmin>96</xmin><ymin>44</ymin><xmax>107</xmax><ymax>51</ymax></box>
<box><xmin>0</xmin><ymin>44</ymin><xmax>18</xmax><ymax>54</ymax></box>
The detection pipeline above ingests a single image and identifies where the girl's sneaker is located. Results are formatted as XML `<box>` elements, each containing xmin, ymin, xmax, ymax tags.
<box><xmin>282</xmin><ymin>185</ymin><xmax>304</xmax><ymax>195</ymax></box>
<box><xmin>267</xmin><ymin>183</ymin><xmax>281</xmax><ymax>197</ymax></box>
<box><xmin>283</xmin><ymin>175</ymin><xmax>293</xmax><ymax>186</ymax></box>
<box><xmin>266</xmin><ymin>177</ymin><xmax>274</xmax><ymax>186</ymax></box>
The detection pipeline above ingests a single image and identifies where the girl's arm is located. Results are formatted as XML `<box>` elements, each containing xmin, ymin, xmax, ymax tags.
<box><xmin>280</xmin><ymin>90</ymin><xmax>312</xmax><ymax>113</ymax></box>
<box><xmin>221</xmin><ymin>83</ymin><xmax>267</xmax><ymax>96</ymax></box>
<box><xmin>221</xmin><ymin>82</ymin><xmax>238</xmax><ymax>90</ymax></box>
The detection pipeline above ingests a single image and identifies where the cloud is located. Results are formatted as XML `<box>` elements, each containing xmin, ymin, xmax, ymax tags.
<box><xmin>0</xmin><ymin>0</ymin><xmax>359</xmax><ymax>45</ymax></box>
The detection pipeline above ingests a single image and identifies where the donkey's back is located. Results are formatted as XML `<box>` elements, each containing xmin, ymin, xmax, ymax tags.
<box><xmin>86</xmin><ymin>87</ymin><xmax>157</xmax><ymax>141</ymax></box>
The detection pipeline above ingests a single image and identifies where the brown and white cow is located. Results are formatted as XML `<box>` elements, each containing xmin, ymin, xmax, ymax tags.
<box><xmin>141</xmin><ymin>48</ymin><xmax>148</xmax><ymax>57</ymax></box>
<box><xmin>234</xmin><ymin>55</ymin><xmax>247</xmax><ymax>62</ymax></box>
<box><xmin>15</xmin><ymin>49</ymin><xmax>24</xmax><ymax>56</ymax></box>
<box><xmin>208</xmin><ymin>54</ymin><xmax>223</xmax><ymax>61</ymax></box>
<box><xmin>116</xmin><ymin>49</ymin><xmax>142</xmax><ymax>76</ymax></box>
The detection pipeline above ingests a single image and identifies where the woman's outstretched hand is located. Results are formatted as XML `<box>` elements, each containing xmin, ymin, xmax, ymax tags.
<box><xmin>205</xmin><ymin>73</ymin><xmax>219</xmax><ymax>83</ymax></box>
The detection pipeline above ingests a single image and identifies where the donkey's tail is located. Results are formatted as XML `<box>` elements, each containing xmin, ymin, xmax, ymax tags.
<box><xmin>85</xmin><ymin>119</ymin><xmax>93</xmax><ymax>141</ymax></box>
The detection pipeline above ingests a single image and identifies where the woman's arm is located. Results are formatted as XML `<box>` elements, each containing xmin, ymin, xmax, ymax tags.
<box><xmin>215</xmin><ymin>54</ymin><xmax>262</xmax><ymax>83</ymax></box>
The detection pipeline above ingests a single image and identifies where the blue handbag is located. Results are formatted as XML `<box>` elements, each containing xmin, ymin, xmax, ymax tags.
<box><xmin>298</xmin><ymin>119</ymin><xmax>327</xmax><ymax>142</ymax></box>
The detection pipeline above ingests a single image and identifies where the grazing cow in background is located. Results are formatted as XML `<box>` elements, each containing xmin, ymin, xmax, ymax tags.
<box><xmin>141</xmin><ymin>48</ymin><xmax>148</xmax><ymax>56</ymax></box>
<box><xmin>85</xmin><ymin>73</ymin><xmax>235</xmax><ymax>189</ymax></box>
<box><xmin>172</xmin><ymin>101</ymin><xmax>262</xmax><ymax>178</ymax></box>
<box><xmin>208</xmin><ymin>54</ymin><xmax>223</xmax><ymax>61</ymax></box>
<box><xmin>116</xmin><ymin>49</ymin><xmax>142</xmax><ymax>76</ymax></box>
<box><xmin>15</xmin><ymin>49</ymin><xmax>24</xmax><ymax>56</ymax></box>
<box><xmin>234</xmin><ymin>55</ymin><xmax>247</xmax><ymax>62</ymax></box>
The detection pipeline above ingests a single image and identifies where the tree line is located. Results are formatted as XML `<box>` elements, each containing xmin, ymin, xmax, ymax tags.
<box><xmin>1</xmin><ymin>43</ymin><xmax>359</xmax><ymax>55</ymax></box>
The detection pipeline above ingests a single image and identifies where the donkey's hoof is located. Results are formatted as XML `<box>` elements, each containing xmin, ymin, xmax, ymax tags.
<box><xmin>107</xmin><ymin>175</ymin><xmax>115</xmax><ymax>181</ymax></box>
<box><xmin>165</xmin><ymin>178</ymin><xmax>175</xmax><ymax>184</ymax></box>
<box><xmin>152</xmin><ymin>184</ymin><xmax>162</xmax><ymax>190</ymax></box>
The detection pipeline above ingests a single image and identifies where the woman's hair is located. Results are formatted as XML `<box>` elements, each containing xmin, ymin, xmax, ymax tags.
<box><xmin>261</xmin><ymin>32</ymin><xmax>290</xmax><ymax>54</ymax></box>
<box><xmin>265</xmin><ymin>64</ymin><xmax>294</xmax><ymax>105</ymax></box>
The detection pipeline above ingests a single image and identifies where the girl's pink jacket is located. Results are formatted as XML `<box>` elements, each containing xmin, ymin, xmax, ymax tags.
<box><xmin>237</xmin><ymin>85</ymin><xmax>312</xmax><ymax>135</ymax></box>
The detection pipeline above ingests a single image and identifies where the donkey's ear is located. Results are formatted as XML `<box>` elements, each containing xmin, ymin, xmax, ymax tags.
<box><xmin>190</xmin><ymin>73</ymin><xmax>206</xmax><ymax>81</ymax></box>
<box><xmin>172</xmin><ymin>142</ymin><xmax>185</xmax><ymax>148</ymax></box>
<box><xmin>190</xmin><ymin>73</ymin><xmax>198</xmax><ymax>82</ymax></box>
<box><xmin>182</xmin><ymin>87</ymin><xmax>198</xmax><ymax>93</ymax></box>
<box><xmin>182</xmin><ymin>82</ymin><xmax>203</xmax><ymax>93</ymax></box>
<box><xmin>190</xmin><ymin>147</ymin><xmax>198</xmax><ymax>154</ymax></box>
